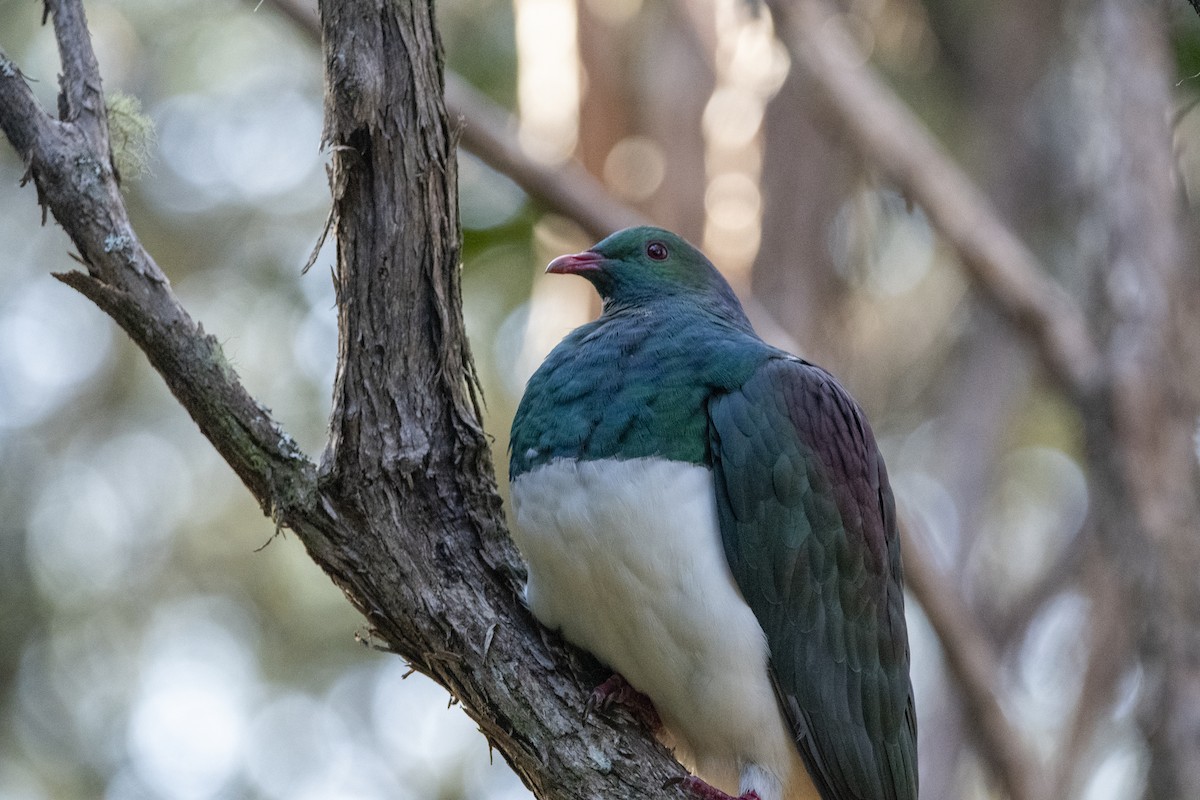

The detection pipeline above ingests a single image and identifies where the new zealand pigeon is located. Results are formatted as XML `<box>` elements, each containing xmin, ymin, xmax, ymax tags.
<box><xmin>509</xmin><ymin>227</ymin><xmax>917</xmax><ymax>800</ymax></box>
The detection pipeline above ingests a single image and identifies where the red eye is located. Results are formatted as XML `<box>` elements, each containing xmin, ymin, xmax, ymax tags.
<box><xmin>646</xmin><ymin>241</ymin><xmax>669</xmax><ymax>261</ymax></box>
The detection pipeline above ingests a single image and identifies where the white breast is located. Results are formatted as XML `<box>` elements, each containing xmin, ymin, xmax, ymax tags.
<box><xmin>510</xmin><ymin>457</ymin><xmax>813</xmax><ymax>800</ymax></box>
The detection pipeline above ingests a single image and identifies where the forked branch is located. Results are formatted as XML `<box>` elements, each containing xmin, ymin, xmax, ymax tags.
<box><xmin>0</xmin><ymin>3</ymin><xmax>690</xmax><ymax>799</ymax></box>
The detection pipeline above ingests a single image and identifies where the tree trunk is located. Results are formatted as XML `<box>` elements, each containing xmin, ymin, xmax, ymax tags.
<box><xmin>311</xmin><ymin>4</ymin><xmax>687</xmax><ymax>796</ymax></box>
<box><xmin>1067</xmin><ymin>3</ymin><xmax>1200</xmax><ymax>796</ymax></box>
<box><xmin>0</xmin><ymin>1</ymin><xmax>687</xmax><ymax>798</ymax></box>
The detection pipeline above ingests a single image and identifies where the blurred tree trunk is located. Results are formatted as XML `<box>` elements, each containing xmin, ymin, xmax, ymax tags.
<box><xmin>575</xmin><ymin>3</ymin><xmax>634</xmax><ymax>175</ymax></box>
<box><xmin>754</xmin><ymin>1</ymin><xmax>1057</xmax><ymax>788</ymax></box>
<box><xmin>752</xmin><ymin>62</ymin><xmax>853</xmax><ymax>370</ymax></box>
<box><xmin>917</xmin><ymin>1</ymin><xmax>1065</xmax><ymax>796</ymax></box>
<box><xmin>763</xmin><ymin>1</ymin><xmax>1200</xmax><ymax>799</ymax></box>
<box><xmin>576</xmin><ymin>1</ymin><xmax>711</xmax><ymax>242</ymax></box>
<box><xmin>1066</xmin><ymin>2</ymin><xmax>1200</xmax><ymax>797</ymax></box>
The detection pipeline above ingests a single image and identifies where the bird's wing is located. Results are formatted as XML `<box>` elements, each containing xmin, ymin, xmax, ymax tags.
<box><xmin>707</xmin><ymin>357</ymin><xmax>917</xmax><ymax>800</ymax></box>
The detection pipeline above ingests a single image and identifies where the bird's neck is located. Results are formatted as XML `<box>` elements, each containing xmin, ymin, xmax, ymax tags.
<box><xmin>599</xmin><ymin>288</ymin><xmax>754</xmax><ymax>335</ymax></box>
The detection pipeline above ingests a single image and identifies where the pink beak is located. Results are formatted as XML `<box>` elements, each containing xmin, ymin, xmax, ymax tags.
<box><xmin>546</xmin><ymin>250</ymin><xmax>605</xmax><ymax>275</ymax></box>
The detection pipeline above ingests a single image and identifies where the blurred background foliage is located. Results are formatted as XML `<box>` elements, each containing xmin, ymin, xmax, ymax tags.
<box><xmin>1</xmin><ymin>0</ymin><xmax>1198</xmax><ymax>799</ymax></box>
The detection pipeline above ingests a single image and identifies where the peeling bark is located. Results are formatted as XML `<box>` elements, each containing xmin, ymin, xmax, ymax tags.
<box><xmin>0</xmin><ymin>2</ymin><xmax>688</xmax><ymax>798</ymax></box>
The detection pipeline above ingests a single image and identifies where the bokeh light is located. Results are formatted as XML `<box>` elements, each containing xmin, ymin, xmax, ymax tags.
<box><xmin>127</xmin><ymin>598</ymin><xmax>256</xmax><ymax>799</ymax></box>
<box><xmin>514</xmin><ymin>0</ymin><xmax>579</xmax><ymax>164</ymax></box>
<box><xmin>0</xmin><ymin>281</ymin><xmax>114</xmax><ymax>429</ymax></box>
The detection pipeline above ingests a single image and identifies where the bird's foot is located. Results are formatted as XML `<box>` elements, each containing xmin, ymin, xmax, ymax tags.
<box><xmin>665</xmin><ymin>776</ymin><xmax>760</xmax><ymax>800</ymax></box>
<box><xmin>585</xmin><ymin>673</ymin><xmax>662</xmax><ymax>731</ymax></box>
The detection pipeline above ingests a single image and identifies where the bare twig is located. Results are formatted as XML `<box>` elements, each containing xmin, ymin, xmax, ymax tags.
<box><xmin>766</xmin><ymin>0</ymin><xmax>1103</xmax><ymax>402</ymax></box>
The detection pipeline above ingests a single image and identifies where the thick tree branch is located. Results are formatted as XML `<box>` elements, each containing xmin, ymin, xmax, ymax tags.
<box><xmin>1074</xmin><ymin>3</ymin><xmax>1200</xmax><ymax>796</ymax></box>
<box><xmin>766</xmin><ymin>0</ymin><xmax>1103</xmax><ymax>402</ymax></box>
<box><xmin>307</xmin><ymin>2</ymin><xmax>689</xmax><ymax>796</ymax></box>
<box><xmin>1</xmin><ymin>2</ymin><xmax>690</xmax><ymax>799</ymax></box>
<box><xmin>0</xmin><ymin>53</ymin><xmax>53</xmax><ymax>159</ymax></box>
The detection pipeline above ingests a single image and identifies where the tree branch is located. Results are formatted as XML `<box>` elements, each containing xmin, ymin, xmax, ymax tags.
<box><xmin>1050</xmin><ymin>557</ymin><xmax>1130</xmax><ymax>800</ymax></box>
<box><xmin>446</xmin><ymin>72</ymin><xmax>646</xmax><ymax>237</ymax></box>
<box><xmin>0</xmin><ymin>52</ymin><xmax>53</xmax><ymax>161</ymax></box>
<box><xmin>899</xmin><ymin>522</ymin><xmax>1042</xmax><ymax>800</ymax></box>
<box><xmin>46</xmin><ymin>0</ymin><xmax>105</xmax><ymax>137</ymax></box>
<box><xmin>0</xmin><ymin>2</ymin><xmax>690</xmax><ymax>798</ymax></box>
<box><xmin>309</xmin><ymin>1</ymin><xmax>688</xmax><ymax>795</ymax></box>
<box><xmin>766</xmin><ymin>0</ymin><xmax>1103</xmax><ymax>402</ymax></box>
<box><xmin>1073</xmin><ymin>4</ymin><xmax>1200</xmax><ymax>796</ymax></box>
<box><xmin>0</xmin><ymin>8</ymin><xmax>317</xmax><ymax>527</ymax></box>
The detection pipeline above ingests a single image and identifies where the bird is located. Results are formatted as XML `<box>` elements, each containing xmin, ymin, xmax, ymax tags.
<box><xmin>508</xmin><ymin>226</ymin><xmax>917</xmax><ymax>800</ymax></box>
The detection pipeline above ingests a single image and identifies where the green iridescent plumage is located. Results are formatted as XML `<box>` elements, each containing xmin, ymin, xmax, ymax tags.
<box><xmin>511</xmin><ymin>229</ymin><xmax>764</xmax><ymax>475</ymax></box>
<box><xmin>710</xmin><ymin>360</ymin><xmax>916</xmax><ymax>800</ymax></box>
<box><xmin>509</xmin><ymin>226</ymin><xmax>917</xmax><ymax>800</ymax></box>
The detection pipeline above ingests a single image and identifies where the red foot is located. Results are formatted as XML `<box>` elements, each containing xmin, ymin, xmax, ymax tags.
<box><xmin>667</xmin><ymin>775</ymin><xmax>760</xmax><ymax>800</ymax></box>
<box><xmin>586</xmin><ymin>673</ymin><xmax>662</xmax><ymax>731</ymax></box>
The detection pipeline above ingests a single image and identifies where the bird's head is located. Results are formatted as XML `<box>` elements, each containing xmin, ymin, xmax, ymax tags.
<box><xmin>547</xmin><ymin>226</ymin><xmax>745</xmax><ymax>318</ymax></box>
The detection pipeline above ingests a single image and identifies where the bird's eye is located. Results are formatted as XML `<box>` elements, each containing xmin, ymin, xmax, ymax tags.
<box><xmin>646</xmin><ymin>241</ymin><xmax>669</xmax><ymax>261</ymax></box>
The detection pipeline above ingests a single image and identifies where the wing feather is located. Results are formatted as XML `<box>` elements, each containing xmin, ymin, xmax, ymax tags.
<box><xmin>708</xmin><ymin>357</ymin><xmax>917</xmax><ymax>800</ymax></box>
